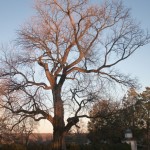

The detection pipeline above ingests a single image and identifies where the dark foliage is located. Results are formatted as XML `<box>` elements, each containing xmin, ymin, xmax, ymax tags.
<box><xmin>0</xmin><ymin>143</ymin><xmax>131</xmax><ymax>150</ymax></box>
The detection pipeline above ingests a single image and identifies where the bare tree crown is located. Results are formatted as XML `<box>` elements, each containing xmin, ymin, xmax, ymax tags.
<box><xmin>15</xmin><ymin>0</ymin><xmax>149</xmax><ymax>89</ymax></box>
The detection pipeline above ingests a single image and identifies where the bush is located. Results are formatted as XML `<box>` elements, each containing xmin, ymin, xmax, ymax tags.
<box><xmin>66</xmin><ymin>143</ymin><xmax>131</xmax><ymax>150</ymax></box>
<box><xmin>0</xmin><ymin>143</ymin><xmax>131</xmax><ymax>150</ymax></box>
<box><xmin>91</xmin><ymin>143</ymin><xmax>131</xmax><ymax>150</ymax></box>
<box><xmin>27</xmin><ymin>142</ymin><xmax>52</xmax><ymax>150</ymax></box>
<box><xmin>1</xmin><ymin>144</ymin><xmax>26</xmax><ymax>150</ymax></box>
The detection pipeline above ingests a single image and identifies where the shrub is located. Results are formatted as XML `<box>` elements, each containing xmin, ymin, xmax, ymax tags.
<box><xmin>1</xmin><ymin>144</ymin><xmax>26</xmax><ymax>150</ymax></box>
<box><xmin>66</xmin><ymin>143</ymin><xmax>131</xmax><ymax>150</ymax></box>
<box><xmin>0</xmin><ymin>143</ymin><xmax>131</xmax><ymax>150</ymax></box>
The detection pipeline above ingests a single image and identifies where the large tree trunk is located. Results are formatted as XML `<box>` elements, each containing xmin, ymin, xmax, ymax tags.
<box><xmin>52</xmin><ymin>85</ymin><xmax>66</xmax><ymax>150</ymax></box>
<box><xmin>52</xmin><ymin>130</ymin><xmax>66</xmax><ymax>150</ymax></box>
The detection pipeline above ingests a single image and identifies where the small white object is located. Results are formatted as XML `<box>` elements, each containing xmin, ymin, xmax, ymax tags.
<box><xmin>125</xmin><ymin>128</ymin><xmax>133</xmax><ymax>139</ymax></box>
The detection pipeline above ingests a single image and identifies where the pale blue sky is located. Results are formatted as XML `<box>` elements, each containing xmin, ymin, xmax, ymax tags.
<box><xmin>96</xmin><ymin>0</ymin><xmax>150</xmax><ymax>91</ymax></box>
<box><xmin>0</xmin><ymin>0</ymin><xmax>150</xmax><ymax>132</ymax></box>
<box><xmin>0</xmin><ymin>0</ymin><xmax>34</xmax><ymax>43</ymax></box>
<box><xmin>117</xmin><ymin>0</ymin><xmax>150</xmax><ymax>90</ymax></box>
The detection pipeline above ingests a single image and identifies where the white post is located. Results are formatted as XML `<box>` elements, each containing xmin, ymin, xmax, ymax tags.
<box><xmin>124</xmin><ymin>129</ymin><xmax>137</xmax><ymax>150</ymax></box>
<box><xmin>126</xmin><ymin>140</ymin><xmax>137</xmax><ymax>150</ymax></box>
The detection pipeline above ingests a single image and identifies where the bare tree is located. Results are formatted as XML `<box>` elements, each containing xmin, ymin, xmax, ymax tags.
<box><xmin>14</xmin><ymin>118</ymin><xmax>38</xmax><ymax>147</ymax></box>
<box><xmin>0</xmin><ymin>109</ymin><xmax>37</xmax><ymax>146</ymax></box>
<box><xmin>0</xmin><ymin>0</ymin><xmax>149</xmax><ymax>150</ymax></box>
<box><xmin>0</xmin><ymin>116</ymin><xmax>13</xmax><ymax>144</ymax></box>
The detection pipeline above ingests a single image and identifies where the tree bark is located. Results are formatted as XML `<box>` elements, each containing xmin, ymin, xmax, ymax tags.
<box><xmin>52</xmin><ymin>85</ymin><xmax>66</xmax><ymax>150</ymax></box>
<box><xmin>52</xmin><ymin>131</ymin><xmax>66</xmax><ymax>150</ymax></box>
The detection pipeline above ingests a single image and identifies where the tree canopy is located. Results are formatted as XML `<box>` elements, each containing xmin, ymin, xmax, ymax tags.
<box><xmin>88</xmin><ymin>87</ymin><xmax>150</xmax><ymax>148</ymax></box>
